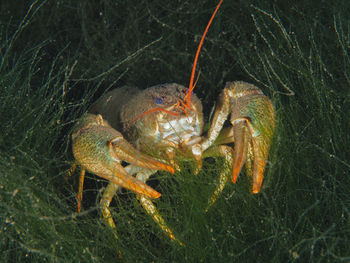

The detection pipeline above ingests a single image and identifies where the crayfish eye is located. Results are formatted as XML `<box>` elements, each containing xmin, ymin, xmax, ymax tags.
<box><xmin>155</xmin><ymin>97</ymin><xmax>163</xmax><ymax>105</ymax></box>
<box><xmin>184</xmin><ymin>89</ymin><xmax>193</xmax><ymax>96</ymax></box>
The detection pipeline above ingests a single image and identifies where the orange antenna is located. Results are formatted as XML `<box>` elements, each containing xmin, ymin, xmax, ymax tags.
<box><xmin>185</xmin><ymin>0</ymin><xmax>223</xmax><ymax>108</ymax></box>
<box><xmin>133</xmin><ymin>0</ymin><xmax>223</xmax><ymax>122</ymax></box>
<box><xmin>132</xmin><ymin>107</ymin><xmax>179</xmax><ymax>122</ymax></box>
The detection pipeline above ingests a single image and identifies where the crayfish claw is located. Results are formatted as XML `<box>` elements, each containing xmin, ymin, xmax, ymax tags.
<box><xmin>231</xmin><ymin>118</ymin><xmax>250</xmax><ymax>184</ymax></box>
<box><xmin>206</xmin><ymin>81</ymin><xmax>275</xmax><ymax>193</ymax></box>
<box><xmin>228</xmin><ymin>82</ymin><xmax>274</xmax><ymax>193</ymax></box>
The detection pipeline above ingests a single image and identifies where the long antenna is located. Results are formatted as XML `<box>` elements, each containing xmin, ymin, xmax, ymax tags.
<box><xmin>185</xmin><ymin>0</ymin><xmax>223</xmax><ymax>108</ymax></box>
<box><xmin>132</xmin><ymin>0</ymin><xmax>223</xmax><ymax>122</ymax></box>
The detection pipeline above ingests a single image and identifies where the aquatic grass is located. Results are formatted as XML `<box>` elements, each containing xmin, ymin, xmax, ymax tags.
<box><xmin>0</xmin><ymin>0</ymin><xmax>349</xmax><ymax>262</ymax></box>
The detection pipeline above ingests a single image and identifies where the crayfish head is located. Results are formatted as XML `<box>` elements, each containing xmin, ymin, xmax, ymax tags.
<box><xmin>120</xmin><ymin>83</ymin><xmax>204</xmax><ymax>151</ymax></box>
<box><xmin>121</xmin><ymin>83</ymin><xmax>200</xmax><ymax>128</ymax></box>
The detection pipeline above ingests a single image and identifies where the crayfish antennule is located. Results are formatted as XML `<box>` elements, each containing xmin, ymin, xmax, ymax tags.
<box><xmin>186</xmin><ymin>0</ymin><xmax>223</xmax><ymax>108</ymax></box>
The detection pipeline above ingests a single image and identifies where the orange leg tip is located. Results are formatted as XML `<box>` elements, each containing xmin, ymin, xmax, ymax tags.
<box><xmin>144</xmin><ymin>187</ymin><xmax>161</xmax><ymax>199</ymax></box>
<box><xmin>77</xmin><ymin>195</ymin><xmax>82</xmax><ymax>212</ymax></box>
<box><xmin>139</xmin><ymin>190</ymin><xmax>161</xmax><ymax>199</ymax></box>
<box><xmin>231</xmin><ymin>167</ymin><xmax>241</xmax><ymax>184</ymax></box>
<box><xmin>231</xmin><ymin>175</ymin><xmax>238</xmax><ymax>184</ymax></box>
<box><xmin>168</xmin><ymin>167</ymin><xmax>175</xmax><ymax>174</ymax></box>
<box><xmin>154</xmin><ymin>162</ymin><xmax>174</xmax><ymax>174</ymax></box>
<box><xmin>252</xmin><ymin>185</ymin><xmax>261</xmax><ymax>194</ymax></box>
<box><xmin>154</xmin><ymin>192</ymin><xmax>162</xmax><ymax>199</ymax></box>
<box><xmin>137</xmin><ymin>186</ymin><xmax>162</xmax><ymax>199</ymax></box>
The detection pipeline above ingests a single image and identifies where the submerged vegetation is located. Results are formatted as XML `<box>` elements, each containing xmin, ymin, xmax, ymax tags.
<box><xmin>0</xmin><ymin>0</ymin><xmax>349</xmax><ymax>262</ymax></box>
